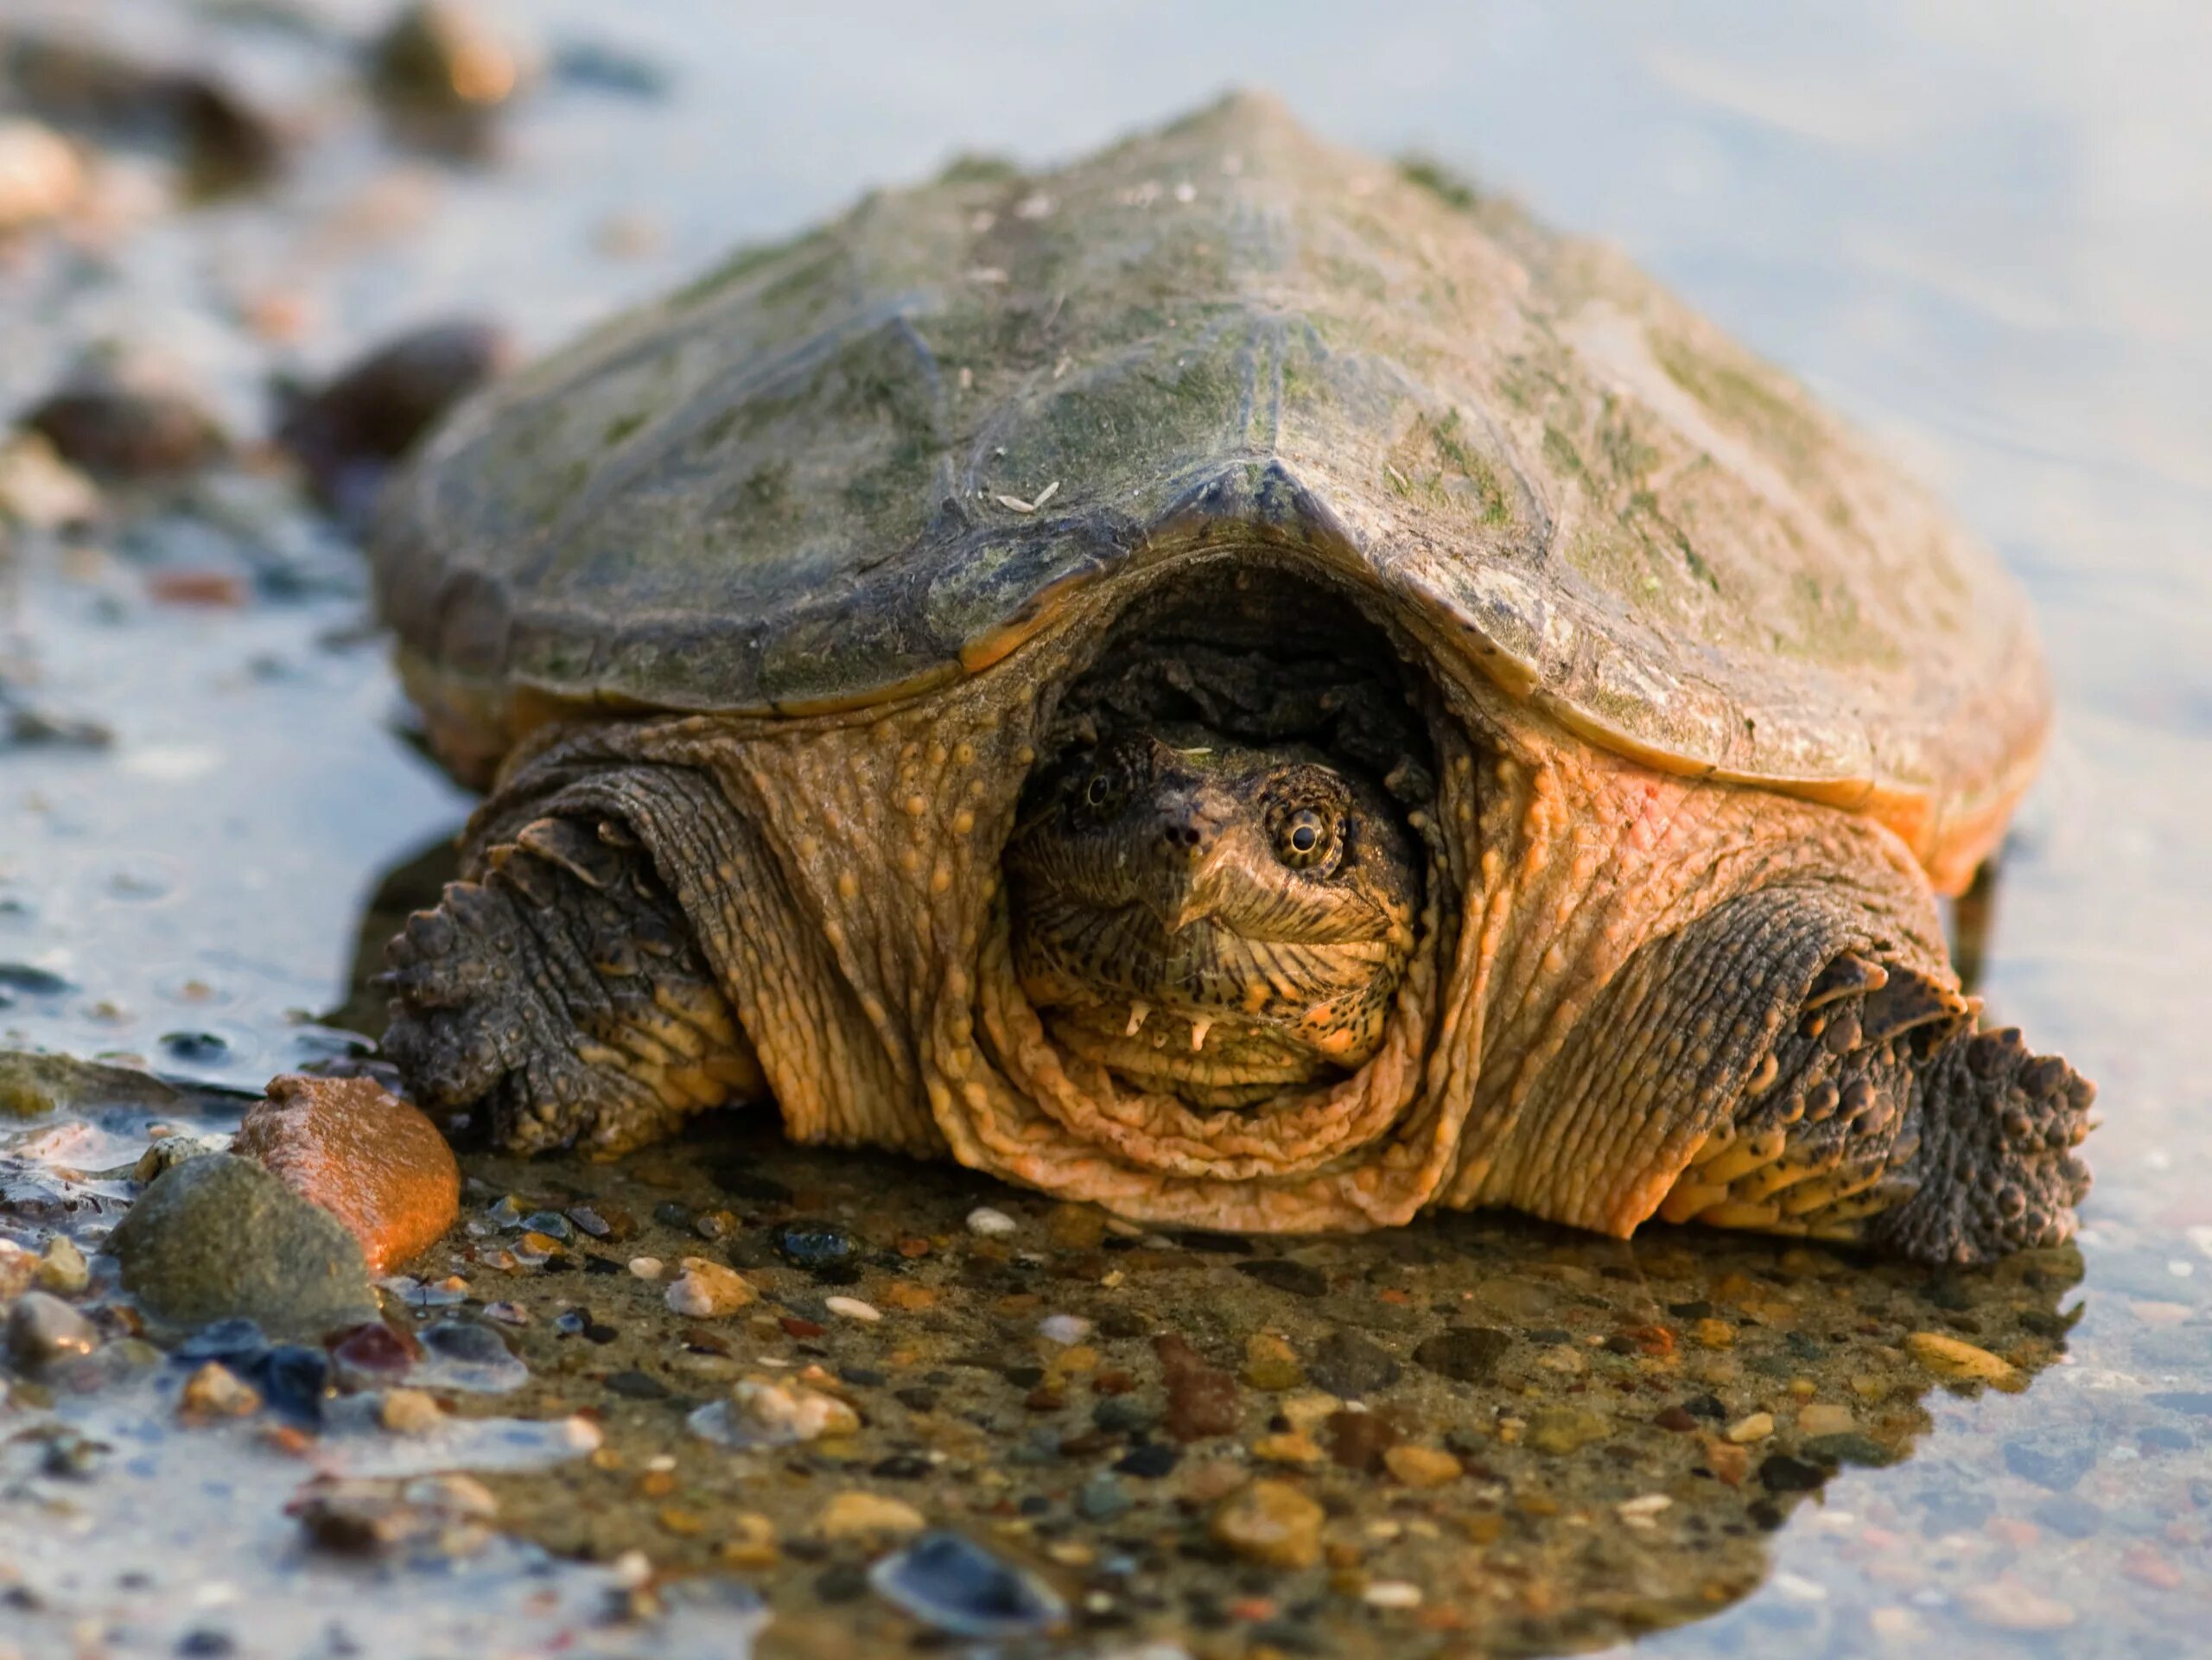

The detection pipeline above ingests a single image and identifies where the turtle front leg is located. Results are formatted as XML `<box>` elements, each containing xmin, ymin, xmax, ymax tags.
<box><xmin>380</xmin><ymin>809</ymin><xmax>764</xmax><ymax>1154</ymax></box>
<box><xmin>1661</xmin><ymin>951</ymin><xmax>2094</xmax><ymax>1264</ymax></box>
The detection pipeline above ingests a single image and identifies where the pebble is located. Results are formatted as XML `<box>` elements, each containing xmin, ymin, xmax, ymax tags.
<box><xmin>1242</xmin><ymin>1332</ymin><xmax>1304</xmax><ymax>1390</ymax></box>
<box><xmin>327</xmin><ymin>1320</ymin><xmax>422</xmax><ymax>1388</ymax></box>
<box><xmin>868</xmin><ymin>1531</ymin><xmax>1067</xmax><ymax>1639</ymax></box>
<box><xmin>108</xmin><ymin>1154</ymin><xmax>380</xmax><ymax>1340</ymax></box>
<box><xmin>1325</xmin><ymin>1409</ymin><xmax>1402</xmax><ymax>1472</ymax></box>
<box><xmin>1307</xmin><ymin>1331</ymin><xmax>1401</xmax><ymax>1397</ymax></box>
<box><xmin>628</xmin><ymin>1256</ymin><xmax>664</xmax><ymax>1279</ymax></box>
<box><xmin>1039</xmin><ymin>1313</ymin><xmax>1091</xmax><ymax>1345</ymax></box>
<box><xmin>378</xmin><ymin>1389</ymin><xmax>447</xmax><ymax>1435</ymax></box>
<box><xmin>1797</xmin><ymin>1402</ymin><xmax>1854</xmax><ymax>1437</ymax></box>
<box><xmin>965</xmin><ymin>1206</ymin><xmax>1017</xmax><ymax>1237</ymax></box>
<box><xmin>0</xmin><ymin>1240</ymin><xmax>36</xmax><ymax>1301</ymax></box>
<box><xmin>5</xmin><ymin>1291</ymin><xmax>98</xmax><ymax>1371</ymax></box>
<box><xmin>1382</xmin><ymin>1445</ymin><xmax>1462</xmax><ymax>1488</ymax></box>
<box><xmin>814</xmin><ymin>1491</ymin><xmax>926</xmax><ymax>1542</ymax></box>
<box><xmin>230</xmin><ymin>1074</ymin><xmax>461</xmax><ymax>1275</ymax></box>
<box><xmin>1076</xmin><ymin>1473</ymin><xmax>1132</xmax><ymax>1519</ymax></box>
<box><xmin>1726</xmin><ymin>1411</ymin><xmax>1775</xmax><ymax>1444</ymax></box>
<box><xmin>1412</xmin><ymin>1326</ymin><xmax>1510</xmax><ymax>1383</ymax></box>
<box><xmin>664</xmin><ymin>1258</ymin><xmax>755</xmax><ymax>1317</ymax></box>
<box><xmin>1254</xmin><ymin>1431</ymin><xmax>1325</xmax><ymax>1466</ymax></box>
<box><xmin>371</xmin><ymin>1</ymin><xmax>537</xmax><ymax>112</ymax></box>
<box><xmin>293</xmin><ymin>1474</ymin><xmax>499</xmax><ymax>1557</ymax></box>
<box><xmin>25</xmin><ymin>352</ymin><xmax>229</xmax><ymax>480</ymax></box>
<box><xmin>274</xmin><ymin>321</ymin><xmax>513</xmax><ymax>518</ymax></box>
<box><xmin>713</xmin><ymin>1376</ymin><xmax>860</xmax><ymax>1447</ymax></box>
<box><xmin>0</xmin><ymin>120</ymin><xmax>83</xmax><ymax>233</ymax></box>
<box><xmin>1156</xmin><ymin>1335</ymin><xmax>1240</xmax><ymax>1440</ymax></box>
<box><xmin>1363</xmin><ymin>1580</ymin><xmax>1422</xmax><ymax>1609</ymax></box>
<box><xmin>414</xmin><ymin>1320</ymin><xmax>528</xmax><ymax>1393</ymax></box>
<box><xmin>771</xmin><ymin>1218</ymin><xmax>858</xmax><ymax>1272</ymax></box>
<box><xmin>1525</xmin><ymin>1408</ymin><xmax>1609</xmax><ymax>1455</ymax></box>
<box><xmin>1906</xmin><ymin>1331</ymin><xmax>2024</xmax><ymax>1391</ymax></box>
<box><xmin>177</xmin><ymin>1361</ymin><xmax>261</xmax><ymax>1423</ymax></box>
<box><xmin>133</xmin><ymin>1134</ymin><xmax>226</xmax><ymax>1183</ymax></box>
<box><xmin>35</xmin><ymin>1237</ymin><xmax>89</xmax><ymax>1295</ymax></box>
<box><xmin>1210</xmin><ymin>1479</ymin><xmax>1325</xmax><ymax>1569</ymax></box>
<box><xmin>1959</xmin><ymin>1576</ymin><xmax>2076</xmax><ymax>1632</ymax></box>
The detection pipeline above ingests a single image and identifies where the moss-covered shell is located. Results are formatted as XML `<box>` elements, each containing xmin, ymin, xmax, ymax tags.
<box><xmin>372</xmin><ymin>92</ymin><xmax>2047</xmax><ymax>889</ymax></box>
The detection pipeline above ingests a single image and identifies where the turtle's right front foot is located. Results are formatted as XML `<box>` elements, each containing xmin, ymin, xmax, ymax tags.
<box><xmin>379</xmin><ymin>812</ymin><xmax>762</xmax><ymax>1154</ymax></box>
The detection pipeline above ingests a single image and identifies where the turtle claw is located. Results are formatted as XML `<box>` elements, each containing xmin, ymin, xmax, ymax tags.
<box><xmin>1866</xmin><ymin>1024</ymin><xmax>2093</xmax><ymax>1264</ymax></box>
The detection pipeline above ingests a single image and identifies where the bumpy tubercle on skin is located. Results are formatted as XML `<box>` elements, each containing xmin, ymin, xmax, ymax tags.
<box><xmin>448</xmin><ymin>576</ymin><xmax>1981</xmax><ymax>1241</ymax></box>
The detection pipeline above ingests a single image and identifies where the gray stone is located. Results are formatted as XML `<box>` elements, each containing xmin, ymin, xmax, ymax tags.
<box><xmin>1306</xmin><ymin>1331</ymin><xmax>1401</xmax><ymax>1397</ymax></box>
<box><xmin>106</xmin><ymin>1153</ymin><xmax>379</xmax><ymax>1339</ymax></box>
<box><xmin>6</xmin><ymin>1290</ymin><xmax>99</xmax><ymax>1370</ymax></box>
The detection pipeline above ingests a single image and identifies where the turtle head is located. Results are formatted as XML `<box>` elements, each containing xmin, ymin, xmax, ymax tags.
<box><xmin>1006</xmin><ymin>728</ymin><xmax>1420</xmax><ymax>1103</ymax></box>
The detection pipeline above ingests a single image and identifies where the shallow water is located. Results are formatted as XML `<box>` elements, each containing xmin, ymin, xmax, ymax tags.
<box><xmin>3</xmin><ymin>3</ymin><xmax>2209</xmax><ymax>1657</ymax></box>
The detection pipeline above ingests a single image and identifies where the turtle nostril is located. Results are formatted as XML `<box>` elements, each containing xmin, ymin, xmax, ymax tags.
<box><xmin>1166</xmin><ymin>824</ymin><xmax>1204</xmax><ymax>849</ymax></box>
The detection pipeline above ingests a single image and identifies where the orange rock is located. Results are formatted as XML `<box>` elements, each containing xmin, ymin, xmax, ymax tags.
<box><xmin>232</xmin><ymin>1074</ymin><xmax>460</xmax><ymax>1274</ymax></box>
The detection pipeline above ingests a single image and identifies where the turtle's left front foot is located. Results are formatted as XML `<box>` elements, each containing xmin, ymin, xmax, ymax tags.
<box><xmin>1663</xmin><ymin>954</ymin><xmax>2093</xmax><ymax>1263</ymax></box>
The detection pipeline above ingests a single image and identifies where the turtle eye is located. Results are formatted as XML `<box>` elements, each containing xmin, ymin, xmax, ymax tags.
<box><xmin>1075</xmin><ymin>763</ymin><xmax>1131</xmax><ymax>824</ymax></box>
<box><xmin>1274</xmin><ymin>805</ymin><xmax>1340</xmax><ymax>872</ymax></box>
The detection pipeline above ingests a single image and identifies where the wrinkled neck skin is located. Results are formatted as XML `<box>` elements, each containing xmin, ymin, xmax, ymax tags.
<box><xmin>467</xmin><ymin>619</ymin><xmax>1950</xmax><ymax>1237</ymax></box>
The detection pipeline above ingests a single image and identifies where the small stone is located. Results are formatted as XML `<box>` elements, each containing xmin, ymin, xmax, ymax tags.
<box><xmin>714</xmin><ymin>1376</ymin><xmax>860</xmax><ymax>1446</ymax></box>
<box><xmin>1525</xmin><ymin>1407</ymin><xmax>1609</xmax><ymax>1455</ymax></box>
<box><xmin>1796</xmin><ymin>1402</ymin><xmax>1854</xmax><ymax>1437</ymax></box>
<box><xmin>1325</xmin><ymin>1409</ymin><xmax>1402</xmax><ymax>1472</ymax></box>
<box><xmin>1726</xmin><ymin>1411</ymin><xmax>1775</xmax><ymax>1444</ymax></box>
<box><xmin>1758</xmin><ymin>1453</ymin><xmax>1827</xmax><ymax>1492</ymax></box>
<box><xmin>1046</xmin><ymin>1205</ymin><xmax>1106</xmax><ymax>1250</ymax></box>
<box><xmin>177</xmin><ymin>1362</ymin><xmax>261</xmax><ymax>1422</ymax></box>
<box><xmin>0</xmin><ymin>1239</ymin><xmax>36</xmax><ymax>1301</ymax></box>
<box><xmin>1412</xmin><ymin>1326</ymin><xmax>1510</xmax><ymax>1383</ymax></box>
<box><xmin>5</xmin><ymin>1289</ymin><xmax>97</xmax><ymax>1370</ymax></box>
<box><xmin>1703</xmin><ymin>1439</ymin><xmax>1751</xmax><ymax>1486</ymax></box>
<box><xmin>35</xmin><ymin>1237</ymin><xmax>89</xmax><ymax>1296</ymax></box>
<box><xmin>133</xmin><ymin>1135</ymin><xmax>226</xmax><ymax>1184</ymax></box>
<box><xmin>1156</xmin><ymin>1334</ymin><xmax>1240</xmax><ymax>1440</ymax></box>
<box><xmin>1363</xmin><ymin>1580</ymin><xmax>1422</xmax><ymax>1609</ymax></box>
<box><xmin>1242</xmin><ymin>1332</ymin><xmax>1304</xmax><ymax>1391</ymax></box>
<box><xmin>868</xmin><ymin>1531</ymin><xmax>1067</xmax><ymax>1638</ymax></box>
<box><xmin>110</xmin><ymin>1155</ymin><xmax>382</xmax><ymax>1339</ymax></box>
<box><xmin>378</xmin><ymin>1389</ymin><xmax>446</xmax><ymax>1435</ymax></box>
<box><xmin>1382</xmin><ymin>1445</ymin><xmax>1462</xmax><ymax>1488</ymax></box>
<box><xmin>1279</xmin><ymin>1390</ymin><xmax>1344</xmax><ymax>1434</ymax></box>
<box><xmin>275</xmin><ymin>321</ymin><xmax>513</xmax><ymax>518</ymax></box>
<box><xmin>815</xmin><ymin>1491</ymin><xmax>926</xmax><ymax>1542</ymax></box>
<box><xmin>0</xmin><ymin>120</ymin><xmax>83</xmax><ymax>233</ymax></box>
<box><xmin>1959</xmin><ymin>1576</ymin><xmax>2075</xmax><ymax>1632</ymax></box>
<box><xmin>1114</xmin><ymin>1443</ymin><xmax>1180</xmax><ymax>1479</ymax></box>
<box><xmin>370</xmin><ymin>1</ymin><xmax>537</xmax><ymax>112</ymax></box>
<box><xmin>629</xmin><ymin>1256</ymin><xmax>664</xmax><ymax>1279</ymax></box>
<box><xmin>1906</xmin><ymin>1331</ymin><xmax>2023</xmax><ymax>1391</ymax></box>
<box><xmin>1693</xmin><ymin>1318</ymin><xmax>1735</xmax><ymax>1350</ymax></box>
<box><xmin>1210</xmin><ymin>1479</ymin><xmax>1325</xmax><ymax>1569</ymax></box>
<box><xmin>772</xmin><ymin>1218</ymin><xmax>858</xmax><ymax>1271</ymax></box>
<box><xmin>1307</xmin><ymin>1331</ymin><xmax>1400</xmax><ymax>1397</ymax></box>
<box><xmin>25</xmin><ymin>353</ymin><xmax>228</xmax><ymax>480</ymax></box>
<box><xmin>1039</xmin><ymin>1313</ymin><xmax>1091</xmax><ymax>1345</ymax></box>
<box><xmin>230</xmin><ymin>1075</ymin><xmax>461</xmax><ymax>1275</ymax></box>
<box><xmin>824</xmin><ymin>1296</ymin><xmax>880</xmax><ymax>1323</ymax></box>
<box><xmin>965</xmin><ymin>1206</ymin><xmax>1017</xmax><ymax>1237</ymax></box>
<box><xmin>665</xmin><ymin>1258</ymin><xmax>755</xmax><ymax>1317</ymax></box>
<box><xmin>328</xmin><ymin>1320</ymin><xmax>422</xmax><ymax>1387</ymax></box>
<box><xmin>1075</xmin><ymin>1473</ymin><xmax>1131</xmax><ymax>1520</ymax></box>
<box><xmin>1253</xmin><ymin>1430</ymin><xmax>1325</xmax><ymax>1466</ymax></box>
<box><xmin>1235</xmin><ymin>1258</ymin><xmax>1327</xmax><ymax>1297</ymax></box>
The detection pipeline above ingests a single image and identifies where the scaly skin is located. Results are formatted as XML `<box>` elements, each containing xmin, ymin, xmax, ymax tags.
<box><xmin>1004</xmin><ymin>728</ymin><xmax>1420</xmax><ymax>1108</ymax></box>
<box><xmin>380</xmin><ymin>610</ymin><xmax>2091</xmax><ymax>1260</ymax></box>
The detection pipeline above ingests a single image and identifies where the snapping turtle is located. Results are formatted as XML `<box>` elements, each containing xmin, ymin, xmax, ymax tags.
<box><xmin>371</xmin><ymin>93</ymin><xmax>2091</xmax><ymax>1262</ymax></box>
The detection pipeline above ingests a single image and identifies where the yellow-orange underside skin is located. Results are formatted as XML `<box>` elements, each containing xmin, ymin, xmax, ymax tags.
<box><xmin>422</xmin><ymin>584</ymin><xmax>1965</xmax><ymax>1238</ymax></box>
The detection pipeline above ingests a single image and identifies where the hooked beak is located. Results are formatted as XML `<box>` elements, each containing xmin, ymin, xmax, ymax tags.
<box><xmin>1135</xmin><ymin>789</ymin><xmax>1232</xmax><ymax>934</ymax></box>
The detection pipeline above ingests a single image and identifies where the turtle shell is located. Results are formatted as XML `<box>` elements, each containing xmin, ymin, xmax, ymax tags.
<box><xmin>372</xmin><ymin>92</ymin><xmax>2047</xmax><ymax>892</ymax></box>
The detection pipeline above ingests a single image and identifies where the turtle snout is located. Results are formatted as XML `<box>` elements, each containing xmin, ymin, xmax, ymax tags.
<box><xmin>1137</xmin><ymin>795</ymin><xmax>1229</xmax><ymax>932</ymax></box>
